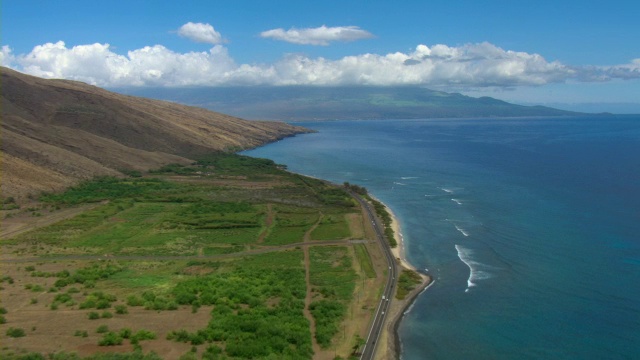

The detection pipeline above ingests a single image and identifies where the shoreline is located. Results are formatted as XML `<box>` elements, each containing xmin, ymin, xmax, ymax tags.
<box><xmin>374</xmin><ymin>200</ymin><xmax>432</xmax><ymax>360</ymax></box>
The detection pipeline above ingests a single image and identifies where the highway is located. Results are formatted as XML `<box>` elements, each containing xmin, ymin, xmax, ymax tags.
<box><xmin>350</xmin><ymin>192</ymin><xmax>398</xmax><ymax>360</ymax></box>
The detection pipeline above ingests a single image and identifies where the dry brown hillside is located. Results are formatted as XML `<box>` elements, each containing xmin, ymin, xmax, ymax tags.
<box><xmin>1</xmin><ymin>67</ymin><xmax>309</xmax><ymax>201</ymax></box>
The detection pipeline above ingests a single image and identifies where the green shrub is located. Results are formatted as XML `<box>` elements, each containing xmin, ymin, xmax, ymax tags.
<box><xmin>126</xmin><ymin>295</ymin><xmax>144</xmax><ymax>306</ymax></box>
<box><xmin>87</xmin><ymin>311</ymin><xmax>100</xmax><ymax>320</ymax></box>
<box><xmin>131</xmin><ymin>329</ymin><xmax>156</xmax><ymax>344</ymax></box>
<box><xmin>119</xmin><ymin>328</ymin><xmax>132</xmax><ymax>339</ymax></box>
<box><xmin>6</xmin><ymin>327</ymin><xmax>26</xmax><ymax>338</ymax></box>
<box><xmin>115</xmin><ymin>305</ymin><xmax>128</xmax><ymax>314</ymax></box>
<box><xmin>54</xmin><ymin>293</ymin><xmax>73</xmax><ymax>304</ymax></box>
<box><xmin>98</xmin><ymin>331</ymin><xmax>123</xmax><ymax>346</ymax></box>
<box><xmin>101</xmin><ymin>311</ymin><xmax>113</xmax><ymax>319</ymax></box>
<box><xmin>96</xmin><ymin>324</ymin><xmax>109</xmax><ymax>333</ymax></box>
<box><xmin>25</xmin><ymin>284</ymin><xmax>44</xmax><ymax>292</ymax></box>
<box><xmin>74</xmin><ymin>330</ymin><xmax>89</xmax><ymax>337</ymax></box>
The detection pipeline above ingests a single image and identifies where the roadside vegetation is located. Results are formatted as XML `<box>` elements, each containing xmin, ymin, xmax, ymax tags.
<box><xmin>364</xmin><ymin>196</ymin><xmax>398</xmax><ymax>248</ymax></box>
<box><xmin>344</xmin><ymin>182</ymin><xmax>398</xmax><ymax>248</ymax></box>
<box><xmin>0</xmin><ymin>153</ymin><xmax>379</xmax><ymax>359</ymax></box>
<box><xmin>395</xmin><ymin>269</ymin><xmax>423</xmax><ymax>300</ymax></box>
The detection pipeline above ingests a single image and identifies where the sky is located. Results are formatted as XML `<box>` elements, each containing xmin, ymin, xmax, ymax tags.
<box><xmin>2</xmin><ymin>0</ymin><xmax>639</xmax><ymax>112</ymax></box>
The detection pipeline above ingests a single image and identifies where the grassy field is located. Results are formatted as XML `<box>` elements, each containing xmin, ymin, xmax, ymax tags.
<box><xmin>0</xmin><ymin>153</ymin><xmax>383</xmax><ymax>360</ymax></box>
<box><xmin>310</xmin><ymin>211</ymin><xmax>352</xmax><ymax>241</ymax></box>
<box><xmin>308</xmin><ymin>246</ymin><xmax>357</xmax><ymax>348</ymax></box>
<box><xmin>353</xmin><ymin>244</ymin><xmax>376</xmax><ymax>279</ymax></box>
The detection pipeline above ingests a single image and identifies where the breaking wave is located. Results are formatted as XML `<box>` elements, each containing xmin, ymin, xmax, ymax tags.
<box><xmin>455</xmin><ymin>244</ymin><xmax>492</xmax><ymax>292</ymax></box>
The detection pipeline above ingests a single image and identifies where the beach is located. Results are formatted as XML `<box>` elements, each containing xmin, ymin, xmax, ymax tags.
<box><xmin>374</xmin><ymin>203</ymin><xmax>432</xmax><ymax>360</ymax></box>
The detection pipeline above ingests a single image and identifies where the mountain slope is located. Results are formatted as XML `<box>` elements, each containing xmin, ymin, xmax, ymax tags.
<box><xmin>116</xmin><ymin>86</ymin><xmax>582</xmax><ymax>121</ymax></box>
<box><xmin>1</xmin><ymin>67</ymin><xmax>308</xmax><ymax>200</ymax></box>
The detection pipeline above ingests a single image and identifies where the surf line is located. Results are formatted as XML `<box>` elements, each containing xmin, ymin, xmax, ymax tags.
<box><xmin>454</xmin><ymin>224</ymin><xmax>469</xmax><ymax>237</ymax></box>
<box><xmin>455</xmin><ymin>244</ymin><xmax>495</xmax><ymax>293</ymax></box>
<box><xmin>455</xmin><ymin>244</ymin><xmax>476</xmax><ymax>292</ymax></box>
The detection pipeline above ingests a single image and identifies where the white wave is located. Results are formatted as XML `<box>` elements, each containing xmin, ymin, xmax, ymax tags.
<box><xmin>394</xmin><ymin>182</ymin><xmax>407</xmax><ymax>186</ymax></box>
<box><xmin>454</xmin><ymin>225</ymin><xmax>469</xmax><ymax>237</ymax></box>
<box><xmin>455</xmin><ymin>245</ymin><xmax>492</xmax><ymax>292</ymax></box>
<box><xmin>451</xmin><ymin>198</ymin><xmax>462</xmax><ymax>205</ymax></box>
<box><xmin>401</xmin><ymin>176</ymin><xmax>418</xmax><ymax>180</ymax></box>
<box><xmin>440</xmin><ymin>187</ymin><xmax>454</xmax><ymax>193</ymax></box>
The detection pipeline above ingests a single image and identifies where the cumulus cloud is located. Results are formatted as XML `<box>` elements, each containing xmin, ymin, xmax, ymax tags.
<box><xmin>0</xmin><ymin>45</ymin><xmax>15</xmax><ymax>66</ymax></box>
<box><xmin>260</xmin><ymin>25</ymin><xmax>374</xmax><ymax>45</ymax></box>
<box><xmin>177</xmin><ymin>22</ymin><xmax>224</xmax><ymax>44</ymax></box>
<box><xmin>10</xmin><ymin>41</ymin><xmax>238</xmax><ymax>86</ymax></box>
<box><xmin>3</xmin><ymin>40</ymin><xmax>638</xmax><ymax>88</ymax></box>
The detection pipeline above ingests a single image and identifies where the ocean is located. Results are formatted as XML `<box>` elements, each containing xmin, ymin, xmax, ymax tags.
<box><xmin>243</xmin><ymin>116</ymin><xmax>640</xmax><ymax>359</ymax></box>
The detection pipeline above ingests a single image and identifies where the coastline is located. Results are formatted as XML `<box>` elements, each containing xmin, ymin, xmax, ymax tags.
<box><xmin>373</xmin><ymin>201</ymin><xmax>432</xmax><ymax>360</ymax></box>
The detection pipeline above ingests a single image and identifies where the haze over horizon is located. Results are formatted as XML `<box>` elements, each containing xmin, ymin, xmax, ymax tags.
<box><xmin>2</xmin><ymin>0</ymin><xmax>639</xmax><ymax>113</ymax></box>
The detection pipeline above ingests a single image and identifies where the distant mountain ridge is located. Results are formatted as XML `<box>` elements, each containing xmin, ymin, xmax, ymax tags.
<box><xmin>1</xmin><ymin>67</ymin><xmax>308</xmax><ymax>200</ymax></box>
<box><xmin>115</xmin><ymin>86</ymin><xmax>582</xmax><ymax>121</ymax></box>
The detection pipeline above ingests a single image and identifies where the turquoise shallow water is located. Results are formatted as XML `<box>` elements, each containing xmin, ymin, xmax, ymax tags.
<box><xmin>244</xmin><ymin>116</ymin><xmax>640</xmax><ymax>359</ymax></box>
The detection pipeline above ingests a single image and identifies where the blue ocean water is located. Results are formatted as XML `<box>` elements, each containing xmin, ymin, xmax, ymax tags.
<box><xmin>243</xmin><ymin>116</ymin><xmax>640</xmax><ymax>359</ymax></box>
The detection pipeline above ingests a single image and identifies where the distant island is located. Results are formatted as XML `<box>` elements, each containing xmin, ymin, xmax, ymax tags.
<box><xmin>115</xmin><ymin>86</ymin><xmax>585</xmax><ymax>121</ymax></box>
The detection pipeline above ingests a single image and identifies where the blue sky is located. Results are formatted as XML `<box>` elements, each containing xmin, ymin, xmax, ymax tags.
<box><xmin>2</xmin><ymin>0</ymin><xmax>639</xmax><ymax>112</ymax></box>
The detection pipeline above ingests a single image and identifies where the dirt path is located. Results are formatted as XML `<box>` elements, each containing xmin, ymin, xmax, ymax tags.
<box><xmin>303</xmin><ymin>212</ymin><xmax>323</xmax><ymax>356</ymax></box>
<box><xmin>1</xmin><ymin>202</ymin><xmax>105</xmax><ymax>240</ymax></box>
<box><xmin>256</xmin><ymin>204</ymin><xmax>274</xmax><ymax>244</ymax></box>
<box><xmin>0</xmin><ymin>239</ymin><xmax>371</xmax><ymax>263</ymax></box>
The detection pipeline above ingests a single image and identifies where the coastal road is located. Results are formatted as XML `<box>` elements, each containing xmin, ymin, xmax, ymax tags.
<box><xmin>350</xmin><ymin>192</ymin><xmax>398</xmax><ymax>360</ymax></box>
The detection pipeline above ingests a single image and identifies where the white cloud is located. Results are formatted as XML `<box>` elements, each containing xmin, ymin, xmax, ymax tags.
<box><xmin>260</xmin><ymin>25</ymin><xmax>374</xmax><ymax>45</ymax></box>
<box><xmin>10</xmin><ymin>41</ymin><xmax>238</xmax><ymax>86</ymax></box>
<box><xmin>0</xmin><ymin>45</ymin><xmax>15</xmax><ymax>67</ymax></box>
<box><xmin>600</xmin><ymin>58</ymin><xmax>640</xmax><ymax>80</ymax></box>
<box><xmin>3</xmin><ymin>40</ymin><xmax>638</xmax><ymax>88</ymax></box>
<box><xmin>177</xmin><ymin>22</ymin><xmax>224</xmax><ymax>44</ymax></box>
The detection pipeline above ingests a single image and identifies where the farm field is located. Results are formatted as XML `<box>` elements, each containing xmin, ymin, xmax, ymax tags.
<box><xmin>0</xmin><ymin>154</ymin><xmax>388</xmax><ymax>360</ymax></box>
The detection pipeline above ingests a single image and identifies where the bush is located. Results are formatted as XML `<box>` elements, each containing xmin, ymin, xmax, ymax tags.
<box><xmin>98</xmin><ymin>331</ymin><xmax>123</xmax><ymax>346</ymax></box>
<box><xmin>87</xmin><ymin>311</ymin><xmax>100</xmax><ymax>320</ymax></box>
<box><xmin>96</xmin><ymin>324</ymin><xmax>109</xmax><ymax>333</ymax></box>
<box><xmin>96</xmin><ymin>299</ymin><xmax>111</xmax><ymax>309</ymax></box>
<box><xmin>131</xmin><ymin>329</ymin><xmax>156</xmax><ymax>344</ymax></box>
<box><xmin>6</xmin><ymin>327</ymin><xmax>26</xmax><ymax>337</ymax></box>
<box><xmin>119</xmin><ymin>328</ymin><xmax>132</xmax><ymax>339</ymax></box>
<box><xmin>101</xmin><ymin>311</ymin><xmax>113</xmax><ymax>318</ymax></box>
<box><xmin>126</xmin><ymin>295</ymin><xmax>144</xmax><ymax>306</ymax></box>
<box><xmin>115</xmin><ymin>305</ymin><xmax>128</xmax><ymax>314</ymax></box>
<box><xmin>74</xmin><ymin>330</ymin><xmax>89</xmax><ymax>337</ymax></box>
